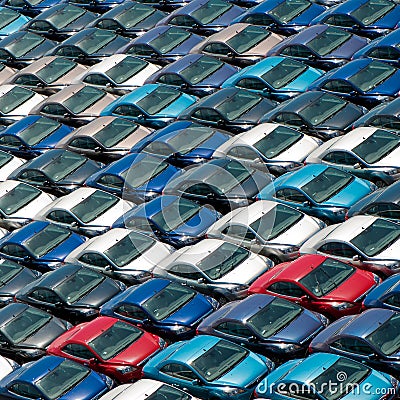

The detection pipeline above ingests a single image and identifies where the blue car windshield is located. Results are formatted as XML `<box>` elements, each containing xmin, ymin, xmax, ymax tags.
<box><xmin>36</xmin><ymin>58</ymin><xmax>77</xmax><ymax>84</ymax></box>
<box><xmin>367</xmin><ymin>313</ymin><xmax>400</xmax><ymax>355</ymax></box>
<box><xmin>106</xmin><ymin>56</ymin><xmax>148</xmax><ymax>84</ymax></box>
<box><xmin>191</xmin><ymin>0</ymin><xmax>233</xmax><ymax>24</ymax></box>
<box><xmin>64</xmin><ymin>85</ymin><xmax>106</xmax><ymax>114</ymax></box>
<box><xmin>226</xmin><ymin>25</ymin><xmax>271</xmax><ymax>54</ymax></box>
<box><xmin>136</xmin><ymin>85</ymin><xmax>181</xmax><ymax>115</ymax></box>
<box><xmin>0</xmin><ymin>8</ymin><xmax>20</xmax><ymax>30</ymax></box>
<box><xmin>351</xmin><ymin>0</ymin><xmax>395</xmax><ymax>25</ymax></box>
<box><xmin>166</xmin><ymin>125</ymin><xmax>215</xmax><ymax>155</ymax></box>
<box><xmin>261</xmin><ymin>58</ymin><xmax>308</xmax><ymax>89</ymax></box>
<box><xmin>18</xmin><ymin>117</ymin><xmax>61</xmax><ymax>146</ymax></box>
<box><xmin>269</xmin><ymin>0</ymin><xmax>311</xmax><ymax>23</ymax></box>
<box><xmin>0</xmin><ymin>182</ymin><xmax>41</xmax><ymax>216</ymax></box>
<box><xmin>307</xmin><ymin>27</ymin><xmax>352</xmax><ymax>56</ymax></box>
<box><xmin>46</xmin><ymin>4</ymin><xmax>86</xmax><ymax>29</ymax></box>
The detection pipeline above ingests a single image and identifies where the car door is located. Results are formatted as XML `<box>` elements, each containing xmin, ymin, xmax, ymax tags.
<box><xmin>46</xmin><ymin>210</ymin><xmax>81</xmax><ymax>232</ymax></box>
<box><xmin>328</xmin><ymin>337</ymin><xmax>379</xmax><ymax>365</ymax></box>
<box><xmin>25</xmin><ymin>288</ymin><xmax>65</xmax><ymax>318</ymax></box>
<box><xmin>6</xmin><ymin>381</ymin><xmax>43</xmax><ymax>400</ymax></box>
<box><xmin>221</xmin><ymin>224</ymin><xmax>264</xmax><ymax>254</ymax></box>
<box><xmin>167</xmin><ymin>263</ymin><xmax>208</xmax><ymax>293</ymax></box>
<box><xmin>266</xmin><ymin>280</ymin><xmax>311</xmax><ymax>308</ymax></box>
<box><xmin>274</xmin><ymin>188</ymin><xmax>315</xmax><ymax>217</ymax></box>
<box><xmin>111</xmin><ymin>303</ymin><xmax>154</xmax><ymax>331</ymax></box>
<box><xmin>60</xmin><ymin>343</ymin><xmax>104</xmax><ymax>374</ymax></box>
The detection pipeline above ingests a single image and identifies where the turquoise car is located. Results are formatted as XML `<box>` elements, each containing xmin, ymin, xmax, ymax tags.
<box><xmin>0</xmin><ymin>7</ymin><xmax>29</xmax><ymax>38</ymax></box>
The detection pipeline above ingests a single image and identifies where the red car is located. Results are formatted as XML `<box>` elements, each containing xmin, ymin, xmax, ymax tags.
<box><xmin>47</xmin><ymin>316</ymin><xmax>167</xmax><ymax>383</ymax></box>
<box><xmin>248</xmin><ymin>254</ymin><xmax>380</xmax><ymax>320</ymax></box>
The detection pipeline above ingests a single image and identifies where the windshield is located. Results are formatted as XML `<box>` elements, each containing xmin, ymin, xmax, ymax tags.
<box><xmin>352</xmin><ymin>129</ymin><xmax>400</xmax><ymax>164</ymax></box>
<box><xmin>94</xmin><ymin>118</ymin><xmax>138</xmax><ymax>148</ymax></box>
<box><xmin>0</xmin><ymin>8</ymin><xmax>20</xmax><ymax>30</ymax></box>
<box><xmin>142</xmin><ymin>282</ymin><xmax>195</xmax><ymax>321</ymax></box>
<box><xmin>114</xmin><ymin>3</ymin><xmax>155</xmax><ymax>27</ymax></box>
<box><xmin>36</xmin><ymin>360</ymin><xmax>90</xmax><ymax>400</ymax></box>
<box><xmin>167</xmin><ymin>125</ymin><xmax>214</xmax><ymax>154</ymax></box>
<box><xmin>307</xmin><ymin>27</ymin><xmax>352</xmax><ymax>56</ymax></box>
<box><xmin>47</xmin><ymin>4</ymin><xmax>86</xmax><ymax>28</ymax></box>
<box><xmin>349</xmin><ymin>61</ymin><xmax>396</xmax><ymax>92</ymax></box>
<box><xmin>106</xmin><ymin>56</ymin><xmax>148</xmax><ymax>84</ymax></box>
<box><xmin>64</xmin><ymin>85</ymin><xmax>106</xmax><ymax>114</ymax></box>
<box><xmin>197</xmin><ymin>242</ymin><xmax>249</xmax><ymax>280</ymax></box>
<box><xmin>217</xmin><ymin>90</ymin><xmax>262</xmax><ymax>121</ymax></box>
<box><xmin>269</xmin><ymin>0</ymin><xmax>311</xmax><ymax>23</ymax></box>
<box><xmin>261</xmin><ymin>58</ymin><xmax>307</xmax><ymax>89</ymax></box>
<box><xmin>19</xmin><ymin>117</ymin><xmax>61</xmax><ymax>146</ymax></box>
<box><xmin>192</xmin><ymin>0</ymin><xmax>232</xmax><ymax>24</ymax></box>
<box><xmin>104</xmin><ymin>231</ymin><xmax>155</xmax><ymax>267</ymax></box>
<box><xmin>0</xmin><ymin>86</ymin><xmax>34</xmax><ymax>115</ymax></box>
<box><xmin>136</xmin><ymin>85</ymin><xmax>180</xmax><ymax>115</ymax></box>
<box><xmin>226</xmin><ymin>25</ymin><xmax>270</xmax><ymax>54</ymax></box>
<box><xmin>147</xmin><ymin>385</ymin><xmax>190</xmax><ymax>400</ymax></box>
<box><xmin>2</xmin><ymin>306</ymin><xmax>51</xmax><ymax>344</ymax></box>
<box><xmin>89</xmin><ymin>320</ymin><xmax>143</xmax><ymax>360</ymax></box>
<box><xmin>6</xmin><ymin>32</ymin><xmax>44</xmax><ymax>58</ymax></box>
<box><xmin>180</xmin><ymin>56</ymin><xmax>223</xmax><ymax>85</ymax></box>
<box><xmin>54</xmin><ymin>267</ymin><xmax>104</xmax><ymax>303</ymax></box>
<box><xmin>248</xmin><ymin>297</ymin><xmax>302</xmax><ymax>337</ymax></box>
<box><xmin>0</xmin><ymin>261</ymin><xmax>23</xmax><ymax>287</ymax></box>
<box><xmin>43</xmin><ymin>151</ymin><xmax>86</xmax><ymax>182</ymax></box>
<box><xmin>0</xmin><ymin>182</ymin><xmax>41</xmax><ymax>216</ymax></box>
<box><xmin>0</xmin><ymin>151</ymin><xmax>11</xmax><ymax>168</ymax></box>
<box><xmin>300</xmin><ymin>258</ymin><xmax>355</xmax><ymax>297</ymax></box>
<box><xmin>301</xmin><ymin>167</ymin><xmax>353</xmax><ymax>203</ymax></box>
<box><xmin>24</xmin><ymin>224</ymin><xmax>71</xmax><ymax>258</ymax></box>
<box><xmin>191</xmin><ymin>340</ymin><xmax>248</xmax><ymax>382</ymax></box>
<box><xmin>250</xmin><ymin>203</ymin><xmax>303</xmax><ymax>241</ymax></box>
<box><xmin>149</xmin><ymin>27</ymin><xmax>191</xmax><ymax>54</ymax></box>
<box><xmin>78</xmin><ymin>29</ymin><xmax>117</xmax><ymax>55</ymax></box>
<box><xmin>367</xmin><ymin>313</ymin><xmax>400</xmax><ymax>355</ymax></box>
<box><xmin>351</xmin><ymin>0</ymin><xmax>395</xmax><ymax>25</ymax></box>
<box><xmin>351</xmin><ymin>218</ymin><xmax>400</xmax><ymax>257</ymax></box>
<box><xmin>36</xmin><ymin>58</ymin><xmax>77</xmax><ymax>84</ymax></box>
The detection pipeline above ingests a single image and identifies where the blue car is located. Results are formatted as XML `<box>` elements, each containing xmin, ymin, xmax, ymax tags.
<box><xmin>232</xmin><ymin>0</ymin><xmax>326</xmax><ymax>36</ymax></box>
<box><xmin>310</xmin><ymin>0</ymin><xmax>400</xmax><ymax>39</ymax></box>
<box><xmin>0</xmin><ymin>355</ymin><xmax>114</xmax><ymax>400</ymax></box>
<box><xmin>0</xmin><ymin>0</ymin><xmax>67</xmax><ymax>17</ymax></box>
<box><xmin>0</xmin><ymin>7</ymin><xmax>30</xmax><ymax>38</ymax></box>
<box><xmin>0</xmin><ymin>116</ymin><xmax>74</xmax><ymax>159</ymax></box>
<box><xmin>100</xmin><ymin>278</ymin><xmax>218</xmax><ymax>339</ymax></box>
<box><xmin>256</xmin><ymin>164</ymin><xmax>376</xmax><ymax>223</ymax></box>
<box><xmin>0</xmin><ymin>221</ymin><xmax>86</xmax><ymax>272</ymax></box>
<box><xmin>221</xmin><ymin>56</ymin><xmax>324</xmax><ymax>101</ymax></box>
<box><xmin>85</xmin><ymin>152</ymin><xmax>182</xmax><ymax>202</ymax></box>
<box><xmin>363</xmin><ymin>274</ymin><xmax>400</xmax><ymax>311</ymax></box>
<box><xmin>255</xmin><ymin>353</ymin><xmax>399</xmax><ymax>399</ymax></box>
<box><xmin>130</xmin><ymin>120</ymin><xmax>233</xmax><ymax>167</ymax></box>
<box><xmin>112</xmin><ymin>194</ymin><xmax>221</xmax><ymax>247</ymax></box>
<box><xmin>308</xmin><ymin>59</ymin><xmax>400</xmax><ymax>108</ymax></box>
<box><xmin>143</xmin><ymin>335</ymin><xmax>273</xmax><ymax>400</ymax></box>
<box><xmin>100</xmin><ymin>84</ymin><xmax>197</xmax><ymax>129</ymax></box>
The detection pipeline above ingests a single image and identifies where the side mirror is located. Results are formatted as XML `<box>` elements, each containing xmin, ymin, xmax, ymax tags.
<box><xmin>55</xmin><ymin>301</ymin><xmax>63</xmax><ymax>308</ymax></box>
<box><xmin>197</xmin><ymin>277</ymin><xmax>206</xmax><ymax>284</ymax></box>
<box><xmin>353</xmin><ymin>163</ymin><xmax>362</xmax><ymax>169</ymax></box>
<box><xmin>302</xmin><ymin>201</ymin><xmax>311</xmax><ymax>207</ymax></box>
<box><xmin>94</xmin><ymin>146</ymin><xmax>102</xmax><ymax>153</ymax></box>
<box><xmin>89</xmin><ymin>357</ymin><xmax>98</xmax><ymax>364</ymax></box>
<box><xmin>352</xmin><ymin>254</ymin><xmax>362</xmax><ymax>262</ymax></box>
<box><xmin>42</xmin><ymin>180</ymin><xmax>51</xmax><ymax>187</ymax></box>
<box><xmin>36</xmin><ymin>82</ymin><xmax>44</xmax><ymax>88</ymax></box>
<box><xmin>300</xmin><ymin>294</ymin><xmax>310</xmax><ymax>302</ymax></box>
<box><xmin>23</xmin><ymin>255</ymin><xmax>32</xmax><ymax>262</ymax></box>
<box><xmin>105</xmin><ymin>82</ymin><xmax>114</xmax><ymax>88</ymax></box>
<box><xmin>207</xmin><ymin>192</ymin><xmax>216</xmax><ymax>199</ymax></box>
<box><xmin>63</xmin><ymin>112</ymin><xmax>71</xmax><ymax>119</ymax></box>
<box><xmin>226</xmin><ymin>52</ymin><xmax>234</xmax><ymax>58</ymax></box>
<box><xmin>70</xmin><ymin>221</ymin><xmax>79</xmax><ymax>228</ymax></box>
<box><xmin>191</xmin><ymin>379</ymin><xmax>202</xmax><ymax>386</ymax></box>
<box><xmin>248</xmin><ymin>335</ymin><xmax>258</xmax><ymax>343</ymax></box>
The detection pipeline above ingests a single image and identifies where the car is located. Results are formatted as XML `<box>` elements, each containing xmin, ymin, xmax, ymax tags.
<box><xmin>256</xmin><ymin>164</ymin><xmax>376</xmax><ymax>224</ymax></box>
<box><xmin>163</xmin><ymin>158</ymin><xmax>273</xmax><ymax>213</ymax></box>
<box><xmin>15</xmin><ymin>263</ymin><xmax>126</xmax><ymax>323</ymax></box>
<box><xmin>0</xmin><ymin>31</ymin><xmax>56</xmax><ymax>69</ymax></box>
<box><xmin>254</xmin><ymin>352</ymin><xmax>399</xmax><ymax>399</ymax></box>
<box><xmin>0</xmin><ymin>7</ymin><xmax>29</xmax><ymax>38</ymax></box>
<box><xmin>249</xmin><ymin>254</ymin><xmax>380</xmax><ymax>319</ymax></box>
<box><xmin>49</xmin><ymin>28</ymin><xmax>130</xmax><ymax>66</ymax></box>
<box><xmin>47</xmin><ymin>316</ymin><xmax>167</xmax><ymax>383</ymax></box>
<box><xmin>363</xmin><ymin>274</ymin><xmax>400</xmax><ymax>311</ymax></box>
<box><xmin>0</xmin><ymin>302</ymin><xmax>71</xmax><ymax>363</ymax></box>
<box><xmin>299</xmin><ymin>215</ymin><xmax>400</xmax><ymax>276</ymax></box>
<box><xmin>72</xmin><ymin>54</ymin><xmax>161</xmax><ymax>96</ymax></box>
<box><xmin>117</xmin><ymin>26</ymin><xmax>205</xmax><ymax>66</ymax></box>
<box><xmin>0</xmin><ymin>115</ymin><xmax>74</xmax><ymax>159</ymax></box>
<box><xmin>309</xmin><ymin>308</ymin><xmax>400</xmax><ymax>376</ymax></box>
<box><xmin>0</xmin><ymin>150</ymin><xmax>24</xmax><ymax>181</ymax></box>
<box><xmin>29</xmin><ymin>84</ymin><xmax>117</xmax><ymax>127</ymax></box>
<box><xmin>112</xmin><ymin>195</ymin><xmax>221</xmax><ymax>248</ymax></box>
<box><xmin>346</xmin><ymin>180</ymin><xmax>400</xmax><ymax>221</ymax></box>
<box><xmin>221</xmin><ymin>56</ymin><xmax>324</xmax><ymax>102</ymax></box>
<box><xmin>352</xmin><ymin>28</ymin><xmax>400</xmax><ymax>67</ymax></box>
<box><xmin>197</xmin><ymin>293</ymin><xmax>329</xmax><ymax>361</ymax></box>
<box><xmin>144</xmin><ymin>54</ymin><xmax>239</xmax><ymax>97</ymax></box>
<box><xmin>155</xmin><ymin>0</ymin><xmax>245</xmax><ymax>36</ymax></box>
<box><xmin>305</xmin><ymin>127</ymin><xmax>400</xmax><ymax>187</ymax></box>
<box><xmin>100</xmin><ymin>83</ymin><xmax>197</xmax><ymax>129</ymax></box>
<box><xmin>206</xmin><ymin>200</ymin><xmax>325</xmax><ymax>263</ymax></box>
<box><xmin>259</xmin><ymin>91</ymin><xmax>367</xmax><ymax>140</ymax></box>
<box><xmin>129</xmin><ymin>120</ymin><xmax>233</xmax><ymax>168</ymax></box>
<box><xmin>56</xmin><ymin>116</ymin><xmax>152</xmax><ymax>163</ymax></box>
<box><xmin>0</xmin><ymin>355</ymin><xmax>19</xmax><ymax>380</ymax></box>
<box><xmin>0</xmin><ymin>0</ymin><xmax>67</xmax><ymax>17</ymax></box>
<box><xmin>100</xmin><ymin>278</ymin><xmax>219</xmax><ymax>339</ymax></box>
<box><xmin>0</xmin><ymin>84</ymin><xmax>46</xmax><ymax>125</ymax></box>
<box><xmin>0</xmin><ymin>259</ymin><xmax>41</xmax><ymax>307</ymax></box>
<box><xmin>65</xmin><ymin>228</ymin><xmax>174</xmax><ymax>284</ymax></box>
<box><xmin>8</xmin><ymin>149</ymin><xmax>102</xmax><ymax>196</ymax></box>
<box><xmin>0</xmin><ymin>63</ymin><xmax>15</xmax><ymax>85</ymax></box>
<box><xmin>308</xmin><ymin>59</ymin><xmax>400</xmax><ymax>108</ymax></box>
<box><xmin>232</xmin><ymin>0</ymin><xmax>326</xmax><ymax>36</ymax></box>
<box><xmin>152</xmin><ymin>238</ymin><xmax>273</xmax><ymax>304</ymax></box>
<box><xmin>142</xmin><ymin>335</ymin><xmax>274</xmax><ymax>400</ymax></box>
<box><xmin>212</xmin><ymin>123</ymin><xmax>321</xmax><ymax>176</ymax></box>
<box><xmin>189</xmin><ymin>23</ymin><xmax>285</xmax><ymax>67</ymax></box>
<box><xmin>5</xmin><ymin>56</ymin><xmax>88</xmax><ymax>95</ymax></box>
<box><xmin>68</xmin><ymin>0</ymin><xmax>127</xmax><ymax>14</ymax></box>
<box><xmin>309</xmin><ymin>0</ymin><xmax>400</xmax><ymax>39</ymax></box>
<box><xmin>34</xmin><ymin>187</ymin><xmax>133</xmax><ymax>237</ymax></box>
<box><xmin>0</xmin><ymin>180</ymin><xmax>55</xmax><ymax>230</ymax></box>
<box><xmin>85</xmin><ymin>152</ymin><xmax>182</xmax><ymax>202</ymax></box>
<box><xmin>89</xmin><ymin>1</ymin><xmax>167</xmax><ymax>38</ymax></box>
<box><xmin>178</xmin><ymin>87</ymin><xmax>277</xmax><ymax>133</ymax></box>
<box><xmin>265</xmin><ymin>25</ymin><xmax>369</xmax><ymax>70</ymax></box>
<box><xmin>0</xmin><ymin>355</ymin><xmax>114</xmax><ymax>400</ymax></box>
<box><xmin>22</xmin><ymin>4</ymin><xmax>98</xmax><ymax>42</ymax></box>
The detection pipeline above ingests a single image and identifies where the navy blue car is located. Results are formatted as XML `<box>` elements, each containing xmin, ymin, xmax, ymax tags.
<box><xmin>0</xmin><ymin>0</ymin><xmax>67</xmax><ymax>17</ymax></box>
<box><xmin>363</xmin><ymin>274</ymin><xmax>400</xmax><ymax>311</ymax></box>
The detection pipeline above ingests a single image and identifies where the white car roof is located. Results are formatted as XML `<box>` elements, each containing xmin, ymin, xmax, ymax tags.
<box><xmin>0</xmin><ymin>356</ymin><xmax>16</xmax><ymax>380</ymax></box>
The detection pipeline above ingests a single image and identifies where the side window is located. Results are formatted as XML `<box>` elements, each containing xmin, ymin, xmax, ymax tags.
<box><xmin>78</xmin><ymin>252</ymin><xmax>111</xmax><ymax>268</ymax></box>
<box><xmin>0</xmin><ymin>135</ymin><xmax>22</xmax><ymax>148</ymax></box>
<box><xmin>203</xmin><ymin>43</ymin><xmax>231</xmax><ymax>56</ymax></box>
<box><xmin>27</xmin><ymin>21</ymin><xmax>52</xmax><ymax>32</ymax></box>
<box><xmin>184</xmin><ymin>183</ymin><xmax>213</xmax><ymax>197</ymax></box>
<box><xmin>127</xmin><ymin>44</ymin><xmax>154</xmax><ymax>56</ymax></box>
<box><xmin>227</xmin><ymin>146</ymin><xmax>262</xmax><ymax>163</ymax></box>
<box><xmin>330</xmin><ymin>337</ymin><xmax>374</xmax><ymax>356</ymax></box>
<box><xmin>242</xmin><ymin>14</ymin><xmax>275</xmax><ymax>26</ymax></box>
<box><xmin>369</xmin><ymin>116</ymin><xmax>400</xmax><ymax>131</ymax></box>
<box><xmin>29</xmin><ymin>289</ymin><xmax>60</xmax><ymax>304</ymax></box>
<box><xmin>160</xmin><ymin>363</ymin><xmax>197</xmax><ymax>381</ymax></box>
<box><xmin>40</xmin><ymin>104</ymin><xmax>68</xmax><ymax>116</ymax></box>
<box><xmin>143</xmin><ymin>141</ymin><xmax>173</xmax><ymax>156</ymax></box>
<box><xmin>322</xmin><ymin>80</ymin><xmax>355</xmax><ymax>94</ymax></box>
<box><xmin>268</xmin><ymin>281</ymin><xmax>306</xmax><ymax>298</ymax></box>
<box><xmin>168</xmin><ymin>263</ymin><xmax>204</xmax><ymax>280</ymax></box>
<box><xmin>54</xmin><ymin>46</ymin><xmax>83</xmax><ymax>58</ymax></box>
<box><xmin>192</xmin><ymin>108</ymin><xmax>221</xmax><ymax>122</ymax></box>
<box><xmin>18</xmin><ymin>169</ymin><xmax>47</xmax><ymax>184</ymax></box>
<box><xmin>318</xmin><ymin>242</ymin><xmax>358</xmax><ymax>258</ymax></box>
<box><xmin>235</xmin><ymin>78</ymin><xmax>267</xmax><ymax>91</ymax></box>
<box><xmin>324</xmin><ymin>14</ymin><xmax>356</xmax><ymax>28</ymax></box>
<box><xmin>47</xmin><ymin>210</ymin><xmax>77</xmax><ymax>225</ymax></box>
<box><xmin>5</xmin><ymin>0</ymin><xmax>26</xmax><ymax>6</ymax></box>
<box><xmin>365</xmin><ymin>203</ymin><xmax>400</xmax><ymax>220</ymax></box>
<box><xmin>222</xmin><ymin>224</ymin><xmax>256</xmax><ymax>240</ymax></box>
<box><xmin>281</xmin><ymin>45</ymin><xmax>312</xmax><ymax>59</ymax></box>
<box><xmin>384</xmin><ymin>294</ymin><xmax>400</xmax><ymax>308</ymax></box>
<box><xmin>275</xmin><ymin>188</ymin><xmax>307</xmax><ymax>203</ymax></box>
<box><xmin>157</xmin><ymin>73</ymin><xmax>186</xmax><ymax>86</ymax></box>
<box><xmin>322</xmin><ymin>151</ymin><xmax>360</xmax><ymax>166</ymax></box>
<box><xmin>368</xmin><ymin>46</ymin><xmax>400</xmax><ymax>61</ymax></box>
<box><xmin>112</xmin><ymin>105</ymin><xmax>143</xmax><ymax>118</ymax></box>
<box><xmin>82</xmin><ymin>74</ymin><xmax>112</xmax><ymax>86</ymax></box>
<box><xmin>95</xmin><ymin>19</ymin><xmax>120</xmax><ymax>31</ymax></box>
<box><xmin>96</xmin><ymin>174</ymin><xmax>124</xmax><ymax>189</ymax></box>
<box><xmin>215</xmin><ymin>321</ymin><xmax>253</xmax><ymax>338</ymax></box>
<box><xmin>62</xmin><ymin>343</ymin><xmax>93</xmax><ymax>360</ymax></box>
<box><xmin>1</xmin><ymin>244</ymin><xmax>29</xmax><ymax>258</ymax></box>
<box><xmin>13</xmin><ymin>75</ymin><xmax>41</xmax><ymax>87</ymax></box>
<box><xmin>115</xmin><ymin>304</ymin><xmax>147</xmax><ymax>320</ymax></box>
<box><xmin>68</xmin><ymin>137</ymin><xmax>98</xmax><ymax>150</ymax></box>
<box><xmin>273</xmin><ymin>112</ymin><xmax>304</xmax><ymax>127</ymax></box>
<box><xmin>169</xmin><ymin>15</ymin><xmax>196</xmax><ymax>27</ymax></box>
<box><xmin>8</xmin><ymin>383</ymin><xmax>42</xmax><ymax>399</ymax></box>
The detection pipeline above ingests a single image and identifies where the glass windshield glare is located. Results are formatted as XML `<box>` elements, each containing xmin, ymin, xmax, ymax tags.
<box><xmin>64</xmin><ymin>85</ymin><xmax>105</xmax><ymax>114</ymax></box>
<box><xmin>136</xmin><ymin>85</ymin><xmax>180</xmax><ymax>115</ymax></box>
<box><xmin>191</xmin><ymin>0</ymin><xmax>232</xmax><ymax>24</ymax></box>
<box><xmin>78</xmin><ymin>29</ymin><xmax>117</xmax><ymax>55</ymax></box>
<box><xmin>0</xmin><ymin>182</ymin><xmax>41</xmax><ymax>216</ymax></box>
<box><xmin>94</xmin><ymin>118</ymin><xmax>138</xmax><ymax>148</ymax></box>
<box><xmin>43</xmin><ymin>151</ymin><xmax>86</xmax><ymax>182</ymax></box>
<box><xmin>115</xmin><ymin>3</ymin><xmax>155</xmax><ymax>27</ymax></box>
<box><xmin>0</xmin><ymin>261</ymin><xmax>22</xmax><ymax>286</ymax></box>
<box><xmin>217</xmin><ymin>90</ymin><xmax>262</xmax><ymax>121</ymax></box>
<box><xmin>349</xmin><ymin>61</ymin><xmax>396</xmax><ymax>92</ymax></box>
<box><xmin>351</xmin><ymin>0</ymin><xmax>395</xmax><ymax>25</ymax></box>
<box><xmin>227</xmin><ymin>25</ymin><xmax>270</xmax><ymax>54</ymax></box>
<box><xmin>270</xmin><ymin>0</ymin><xmax>311</xmax><ymax>23</ymax></box>
<box><xmin>180</xmin><ymin>56</ymin><xmax>223</xmax><ymax>84</ymax></box>
<box><xmin>367</xmin><ymin>313</ymin><xmax>400</xmax><ymax>355</ymax></box>
<box><xmin>167</xmin><ymin>125</ymin><xmax>215</xmax><ymax>155</ymax></box>
<box><xmin>47</xmin><ymin>4</ymin><xmax>85</xmax><ymax>29</ymax></box>
<box><xmin>36</xmin><ymin>58</ymin><xmax>77</xmax><ymax>84</ymax></box>
<box><xmin>106</xmin><ymin>56</ymin><xmax>148</xmax><ymax>84</ymax></box>
<box><xmin>149</xmin><ymin>27</ymin><xmax>191</xmax><ymax>54</ymax></box>
<box><xmin>307</xmin><ymin>27</ymin><xmax>352</xmax><ymax>56</ymax></box>
<box><xmin>19</xmin><ymin>117</ymin><xmax>61</xmax><ymax>146</ymax></box>
<box><xmin>261</xmin><ymin>58</ymin><xmax>307</xmax><ymax>89</ymax></box>
<box><xmin>0</xmin><ymin>8</ymin><xmax>20</xmax><ymax>30</ymax></box>
<box><xmin>0</xmin><ymin>86</ymin><xmax>34</xmax><ymax>115</ymax></box>
<box><xmin>7</xmin><ymin>32</ymin><xmax>44</xmax><ymax>58</ymax></box>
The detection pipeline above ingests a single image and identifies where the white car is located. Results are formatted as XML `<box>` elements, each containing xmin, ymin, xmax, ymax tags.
<box><xmin>0</xmin><ymin>355</ymin><xmax>19</xmax><ymax>380</ymax></box>
<box><xmin>213</xmin><ymin>123</ymin><xmax>321</xmax><ymax>176</ymax></box>
<box><xmin>0</xmin><ymin>180</ymin><xmax>55</xmax><ymax>230</ymax></box>
<box><xmin>65</xmin><ymin>228</ymin><xmax>175</xmax><ymax>284</ymax></box>
<box><xmin>206</xmin><ymin>200</ymin><xmax>325</xmax><ymax>264</ymax></box>
<box><xmin>34</xmin><ymin>187</ymin><xmax>133</xmax><ymax>237</ymax></box>
<box><xmin>153</xmin><ymin>238</ymin><xmax>273</xmax><ymax>304</ymax></box>
<box><xmin>72</xmin><ymin>54</ymin><xmax>161</xmax><ymax>95</ymax></box>
<box><xmin>0</xmin><ymin>151</ymin><xmax>24</xmax><ymax>180</ymax></box>
<box><xmin>98</xmin><ymin>379</ymin><xmax>201</xmax><ymax>400</ymax></box>
<box><xmin>300</xmin><ymin>215</ymin><xmax>400</xmax><ymax>276</ymax></box>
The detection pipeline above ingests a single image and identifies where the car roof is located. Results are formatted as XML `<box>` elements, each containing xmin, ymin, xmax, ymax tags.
<box><xmin>0</xmin><ymin>302</ymin><xmax>30</xmax><ymax>327</ymax></box>
<box><xmin>1</xmin><ymin>220</ymin><xmax>52</xmax><ymax>245</ymax></box>
<box><xmin>273</xmin><ymin>163</ymin><xmax>329</xmax><ymax>188</ymax></box>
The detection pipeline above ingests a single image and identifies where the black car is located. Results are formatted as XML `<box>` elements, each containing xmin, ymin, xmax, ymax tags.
<box><xmin>179</xmin><ymin>87</ymin><xmax>278</xmax><ymax>133</ymax></box>
<box><xmin>0</xmin><ymin>303</ymin><xmax>71</xmax><ymax>363</ymax></box>
<box><xmin>15</xmin><ymin>264</ymin><xmax>126</xmax><ymax>324</ymax></box>
<box><xmin>259</xmin><ymin>91</ymin><xmax>367</xmax><ymax>140</ymax></box>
